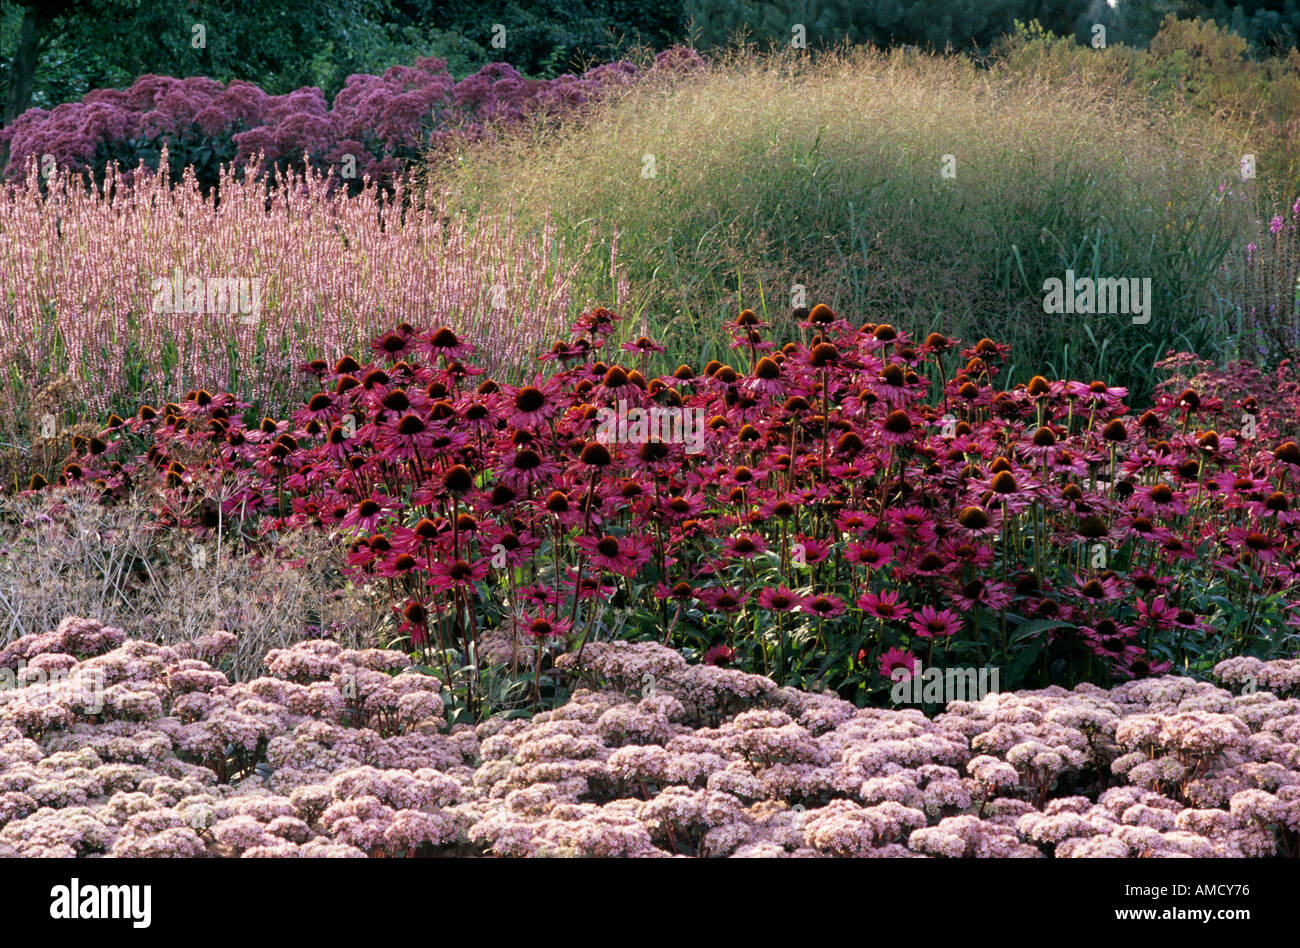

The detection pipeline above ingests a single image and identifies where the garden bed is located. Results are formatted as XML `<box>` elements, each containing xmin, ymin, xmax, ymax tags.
<box><xmin>1</xmin><ymin>618</ymin><xmax>1297</xmax><ymax>858</ymax></box>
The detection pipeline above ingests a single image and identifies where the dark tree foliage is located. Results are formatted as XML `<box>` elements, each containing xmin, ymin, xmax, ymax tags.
<box><xmin>1086</xmin><ymin>1</ymin><xmax>1300</xmax><ymax>54</ymax></box>
<box><xmin>1</xmin><ymin>0</ymin><xmax>487</xmax><ymax>123</ymax></box>
<box><xmin>682</xmin><ymin>0</ymin><xmax>1299</xmax><ymax>55</ymax></box>
<box><xmin>424</xmin><ymin>0</ymin><xmax>687</xmax><ymax>75</ymax></box>
<box><xmin>0</xmin><ymin>0</ymin><xmax>689</xmax><ymax>131</ymax></box>
<box><xmin>682</xmin><ymin>0</ymin><xmax>1095</xmax><ymax>52</ymax></box>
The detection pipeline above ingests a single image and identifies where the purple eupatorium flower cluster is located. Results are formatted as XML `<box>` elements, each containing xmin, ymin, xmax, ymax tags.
<box><xmin>0</xmin><ymin>49</ymin><xmax>700</xmax><ymax>186</ymax></box>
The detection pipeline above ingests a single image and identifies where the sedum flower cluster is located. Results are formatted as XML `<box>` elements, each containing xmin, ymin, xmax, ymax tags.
<box><xmin>2</xmin><ymin>618</ymin><xmax>1297</xmax><ymax>857</ymax></box>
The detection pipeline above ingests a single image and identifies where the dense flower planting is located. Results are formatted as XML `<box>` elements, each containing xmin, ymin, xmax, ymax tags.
<box><xmin>0</xmin><ymin>49</ymin><xmax>699</xmax><ymax>191</ymax></box>
<box><xmin>0</xmin><ymin>164</ymin><xmax>604</xmax><ymax>428</ymax></box>
<box><xmin>0</xmin><ymin>618</ymin><xmax>1297</xmax><ymax>858</ymax></box>
<box><xmin>37</xmin><ymin>306</ymin><xmax>1300</xmax><ymax>722</ymax></box>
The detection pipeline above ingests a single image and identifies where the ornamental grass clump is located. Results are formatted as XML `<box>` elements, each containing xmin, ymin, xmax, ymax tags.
<box><xmin>0</xmin><ymin>488</ymin><xmax>383</xmax><ymax>679</ymax></box>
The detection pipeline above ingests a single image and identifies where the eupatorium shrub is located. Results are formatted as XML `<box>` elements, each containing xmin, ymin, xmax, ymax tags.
<box><xmin>0</xmin><ymin>48</ymin><xmax>700</xmax><ymax>192</ymax></box>
<box><xmin>39</xmin><ymin>305</ymin><xmax>1300</xmax><ymax>720</ymax></box>
<box><xmin>0</xmin><ymin>619</ymin><xmax>1297</xmax><ymax>858</ymax></box>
